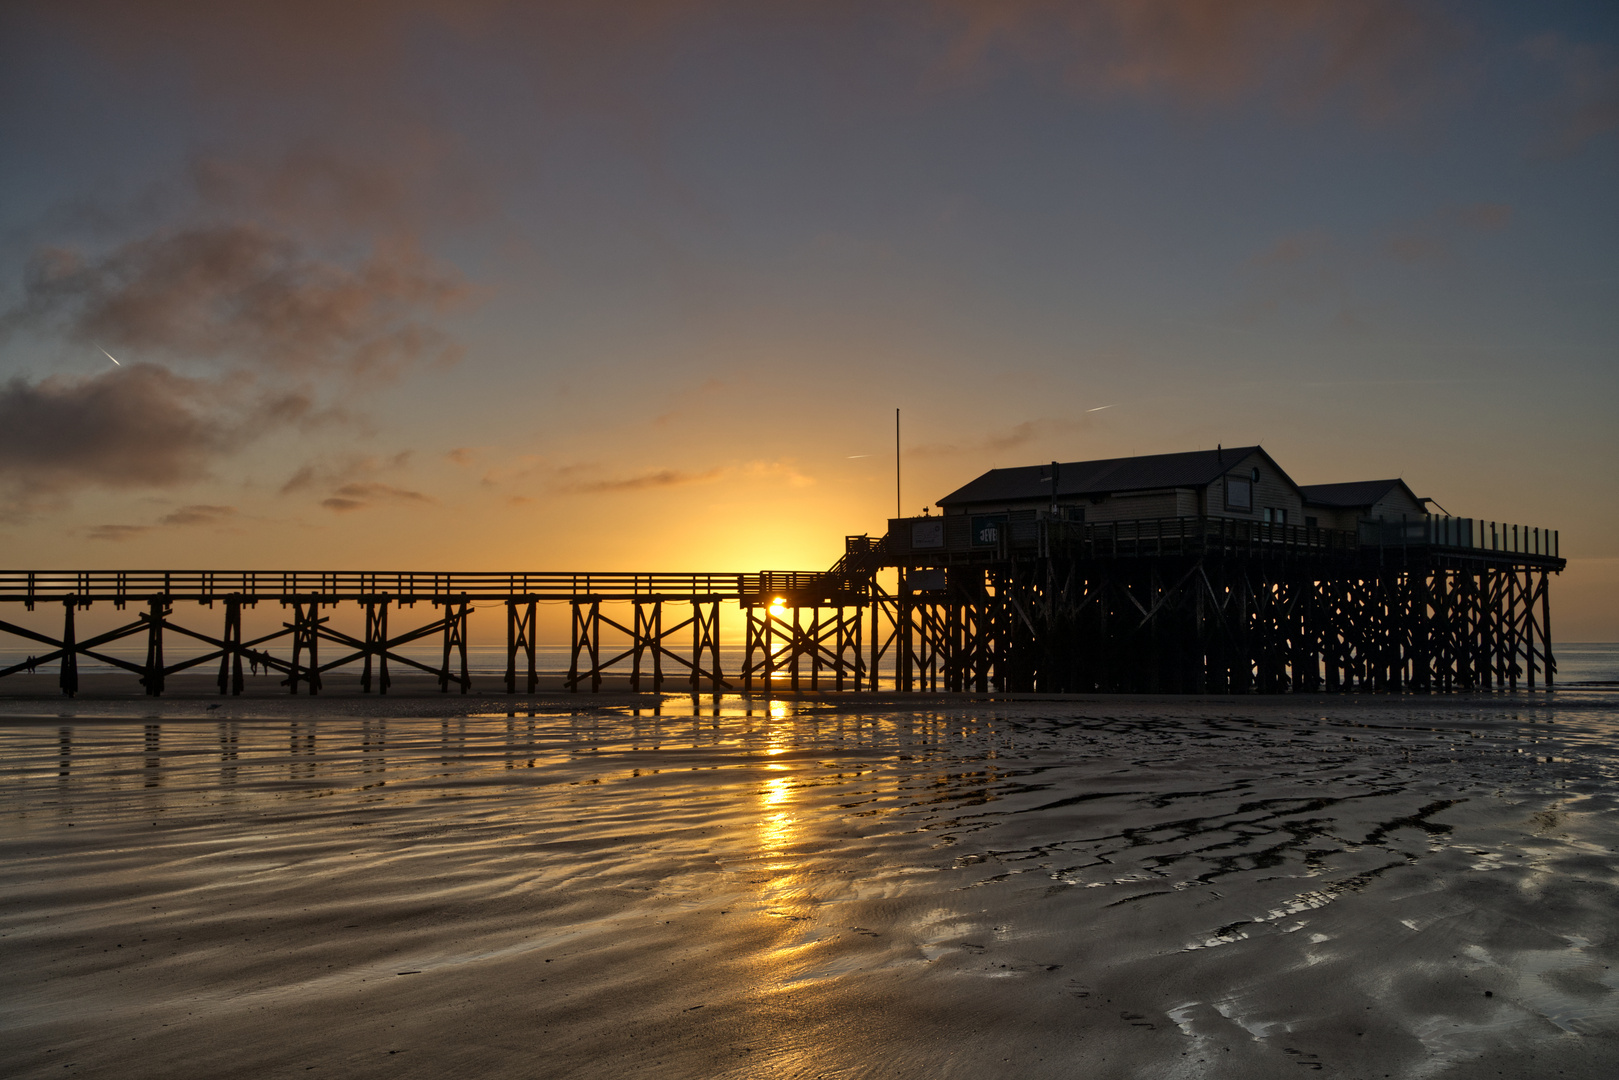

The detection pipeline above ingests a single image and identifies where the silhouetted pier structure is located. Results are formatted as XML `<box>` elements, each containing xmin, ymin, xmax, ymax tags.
<box><xmin>883</xmin><ymin>513</ymin><xmax>1562</xmax><ymax>694</ymax></box>
<box><xmin>0</xmin><ymin>515</ymin><xmax>1563</xmax><ymax>697</ymax></box>
<box><xmin>0</xmin><ymin>565</ymin><xmax>880</xmax><ymax>698</ymax></box>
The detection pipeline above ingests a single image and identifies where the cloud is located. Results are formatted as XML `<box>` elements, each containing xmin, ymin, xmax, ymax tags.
<box><xmin>82</xmin><ymin>504</ymin><xmax>239</xmax><ymax>541</ymax></box>
<box><xmin>7</xmin><ymin>224</ymin><xmax>472</xmax><ymax>379</ymax></box>
<box><xmin>536</xmin><ymin>457</ymin><xmax>810</xmax><ymax>496</ymax></box>
<box><xmin>446</xmin><ymin>447</ymin><xmax>478</xmax><ymax>466</ymax></box>
<box><xmin>279</xmin><ymin>452</ymin><xmax>412</xmax><ymax>495</ymax></box>
<box><xmin>1383</xmin><ymin>202</ymin><xmax>1512</xmax><ymax>264</ymax></box>
<box><xmin>86</xmin><ymin>524</ymin><xmax>152</xmax><ymax>542</ymax></box>
<box><xmin>0</xmin><ymin>139</ymin><xmax>477</xmax><ymax>518</ymax></box>
<box><xmin>925</xmin><ymin>0</ymin><xmax>1467</xmax><ymax>119</ymax></box>
<box><xmin>157</xmin><ymin>504</ymin><xmax>238</xmax><ymax>527</ymax></box>
<box><xmin>0</xmin><ymin>361</ymin><xmax>334</xmax><ymax>518</ymax></box>
<box><xmin>188</xmin><ymin>142</ymin><xmax>494</xmax><ymax>239</ymax></box>
<box><xmin>740</xmin><ymin>460</ymin><xmax>815</xmax><ymax>488</ymax></box>
<box><xmin>561</xmin><ymin>467</ymin><xmax>724</xmax><ymax>494</ymax></box>
<box><xmin>1527</xmin><ymin>34</ymin><xmax>1619</xmax><ymax>154</ymax></box>
<box><xmin>320</xmin><ymin>481</ymin><xmax>432</xmax><ymax>512</ymax></box>
<box><xmin>276</xmin><ymin>453</ymin><xmax>427</xmax><ymax>511</ymax></box>
<box><xmin>908</xmin><ymin>417</ymin><xmax>1090</xmax><ymax>459</ymax></box>
<box><xmin>23</xmin><ymin>1</ymin><xmax>1468</xmax><ymax>128</ymax></box>
<box><xmin>1237</xmin><ymin>202</ymin><xmax>1513</xmax><ymax>325</ymax></box>
<box><xmin>0</xmin><ymin>364</ymin><xmax>245</xmax><ymax>494</ymax></box>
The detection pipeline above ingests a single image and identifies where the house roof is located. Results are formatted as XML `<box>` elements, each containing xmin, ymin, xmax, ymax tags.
<box><xmin>938</xmin><ymin>446</ymin><xmax>1279</xmax><ymax>506</ymax></box>
<box><xmin>1299</xmin><ymin>479</ymin><xmax>1417</xmax><ymax>509</ymax></box>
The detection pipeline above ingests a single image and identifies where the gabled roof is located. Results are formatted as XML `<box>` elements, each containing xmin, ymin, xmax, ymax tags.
<box><xmin>938</xmin><ymin>445</ymin><xmax>1285</xmax><ymax>506</ymax></box>
<box><xmin>1299</xmin><ymin>479</ymin><xmax>1419</xmax><ymax>509</ymax></box>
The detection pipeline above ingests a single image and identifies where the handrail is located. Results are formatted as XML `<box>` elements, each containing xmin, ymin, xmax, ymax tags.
<box><xmin>886</xmin><ymin>512</ymin><xmax>1562</xmax><ymax>563</ymax></box>
<box><xmin>1359</xmin><ymin>515</ymin><xmax>1559</xmax><ymax>558</ymax></box>
<box><xmin>0</xmin><ymin>569</ymin><xmax>855</xmax><ymax>603</ymax></box>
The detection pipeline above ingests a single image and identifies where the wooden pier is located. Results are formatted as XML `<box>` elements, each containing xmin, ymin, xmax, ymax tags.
<box><xmin>0</xmin><ymin>516</ymin><xmax>1564</xmax><ymax>697</ymax></box>
<box><xmin>884</xmin><ymin>514</ymin><xmax>1564</xmax><ymax>693</ymax></box>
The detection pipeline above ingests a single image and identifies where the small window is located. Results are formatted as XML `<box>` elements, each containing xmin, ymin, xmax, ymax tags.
<box><xmin>1225</xmin><ymin>477</ymin><xmax>1253</xmax><ymax>511</ymax></box>
<box><xmin>1262</xmin><ymin>508</ymin><xmax>1287</xmax><ymax>524</ymax></box>
<box><xmin>1305</xmin><ymin>515</ymin><xmax>1318</xmax><ymax>528</ymax></box>
<box><xmin>1250</xmin><ymin>467</ymin><xmax>1260</xmax><ymax>482</ymax></box>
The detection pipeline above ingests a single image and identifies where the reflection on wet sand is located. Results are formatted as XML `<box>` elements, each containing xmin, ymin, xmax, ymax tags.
<box><xmin>1</xmin><ymin>695</ymin><xmax>1617</xmax><ymax>1079</ymax></box>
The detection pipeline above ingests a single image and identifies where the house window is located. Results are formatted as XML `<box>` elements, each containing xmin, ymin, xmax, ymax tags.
<box><xmin>1305</xmin><ymin>515</ymin><xmax>1318</xmax><ymax>528</ymax></box>
<box><xmin>1224</xmin><ymin>477</ymin><xmax>1252</xmax><ymax>511</ymax></box>
<box><xmin>1263</xmin><ymin>508</ymin><xmax>1287</xmax><ymax>524</ymax></box>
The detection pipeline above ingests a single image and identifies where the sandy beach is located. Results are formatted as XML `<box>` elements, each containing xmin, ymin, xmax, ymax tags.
<box><xmin>2</xmin><ymin>688</ymin><xmax>1616</xmax><ymax>1079</ymax></box>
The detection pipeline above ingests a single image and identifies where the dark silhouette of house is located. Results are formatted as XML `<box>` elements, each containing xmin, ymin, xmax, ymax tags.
<box><xmin>937</xmin><ymin>445</ymin><xmax>1319</xmax><ymax>523</ymax></box>
<box><xmin>1298</xmin><ymin>479</ymin><xmax>1427</xmax><ymax>530</ymax></box>
<box><xmin>923</xmin><ymin>445</ymin><xmax>1433</xmax><ymax>550</ymax></box>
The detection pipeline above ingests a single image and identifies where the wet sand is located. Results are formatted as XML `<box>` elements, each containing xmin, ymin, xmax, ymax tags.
<box><xmin>2</xmin><ymin>690</ymin><xmax>1616</xmax><ymax>1078</ymax></box>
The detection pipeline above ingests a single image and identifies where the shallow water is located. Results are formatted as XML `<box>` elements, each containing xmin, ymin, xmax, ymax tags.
<box><xmin>2</xmin><ymin>695</ymin><xmax>1617</xmax><ymax>1078</ymax></box>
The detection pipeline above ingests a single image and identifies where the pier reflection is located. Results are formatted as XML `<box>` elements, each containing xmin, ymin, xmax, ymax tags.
<box><xmin>361</xmin><ymin>720</ymin><xmax>386</xmax><ymax>782</ymax></box>
<box><xmin>219</xmin><ymin>721</ymin><xmax>238</xmax><ymax>785</ymax></box>
<box><xmin>289</xmin><ymin>722</ymin><xmax>316</xmax><ymax>779</ymax></box>
<box><xmin>144</xmin><ymin>724</ymin><xmax>161</xmax><ymax>788</ymax></box>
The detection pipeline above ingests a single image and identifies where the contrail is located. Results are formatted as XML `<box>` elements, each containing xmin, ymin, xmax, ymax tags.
<box><xmin>99</xmin><ymin>347</ymin><xmax>121</xmax><ymax>366</ymax></box>
<box><xmin>847</xmin><ymin>454</ymin><xmax>869</xmax><ymax>459</ymax></box>
<box><xmin>1086</xmin><ymin>404</ymin><xmax>1116</xmax><ymax>412</ymax></box>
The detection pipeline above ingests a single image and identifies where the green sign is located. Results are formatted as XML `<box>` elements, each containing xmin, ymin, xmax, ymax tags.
<box><xmin>971</xmin><ymin>514</ymin><xmax>1007</xmax><ymax>546</ymax></box>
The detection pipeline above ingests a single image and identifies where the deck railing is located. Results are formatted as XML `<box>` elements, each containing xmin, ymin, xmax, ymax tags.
<box><xmin>1358</xmin><ymin>516</ymin><xmax>1558</xmax><ymax>558</ymax></box>
<box><xmin>887</xmin><ymin>512</ymin><xmax>1561</xmax><ymax>563</ymax></box>
<box><xmin>0</xmin><ymin>569</ymin><xmax>848</xmax><ymax>606</ymax></box>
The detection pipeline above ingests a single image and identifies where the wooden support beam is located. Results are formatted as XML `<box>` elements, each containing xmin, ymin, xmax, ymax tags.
<box><xmin>61</xmin><ymin>600</ymin><xmax>78</xmax><ymax>698</ymax></box>
<box><xmin>363</xmin><ymin>599</ymin><xmax>391</xmax><ymax>694</ymax></box>
<box><xmin>506</xmin><ymin>599</ymin><xmax>536</xmax><ymax>694</ymax></box>
<box><xmin>141</xmin><ymin>597</ymin><xmax>168</xmax><ymax>696</ymax></box>
<box><xmin>285</xmin><ymin>599</ymin><xmax>324</xmax><ymax>695</ymax></box>
<box><xmin>440</xmin><ymin>597</ymin><xmax>470</xmax><ymax>693</ymax></box>
<box><xmin>218</xmin><ymin>598</ymin><xmax>244</xmax><ymax>696</ymax></box>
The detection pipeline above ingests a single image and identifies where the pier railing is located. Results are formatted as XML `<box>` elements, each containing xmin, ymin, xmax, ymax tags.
<box><xmin>886</xmin><ymin>513</ymin><xmax>1562</xmax><ymax>566</ymax></box>
<box><xmin>0</xmin><ymin>569</ymin><xmax>854</xmax><ymax>607</ymax></box>
<box><xmin>1358</xmin><ymin>516</ymin><xmax>1558</xmax><ymax>559</ymax></box>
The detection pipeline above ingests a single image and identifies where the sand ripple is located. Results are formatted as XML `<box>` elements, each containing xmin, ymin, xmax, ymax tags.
<box><xmin>2</xmin><ymin>695</ymin><xmax>1617</xmax><ymax>1078</ymax></box>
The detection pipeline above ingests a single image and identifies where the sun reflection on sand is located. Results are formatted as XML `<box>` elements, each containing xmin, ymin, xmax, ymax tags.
<box><xmin>756</xmin><ymin>720</ymin><xmax>797</xmax><ymax>856</ymax></box>
<box><xmin>757</xmin><ymin>773</ymin><xmax>795</xmax><ymax>854</ymax></box>
<box><xmin>749</xmin><ymin>716</ymin><xmax>843</xmax><ymax>1003</ymax></box>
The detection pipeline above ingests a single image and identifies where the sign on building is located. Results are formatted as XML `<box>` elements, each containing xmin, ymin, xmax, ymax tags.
<box><xmin>911</xmin><ymin>519</ymin><xmax>944</xmax><ymax>550</ymax></box>
<box><xmin>972</xmin><ymin>514</ymin><xmax>1007</xmax><ymax>546</ymax></box>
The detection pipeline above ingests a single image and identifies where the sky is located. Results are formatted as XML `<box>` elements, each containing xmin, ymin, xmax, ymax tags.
<box><xmin>1</xmin><ymin>0</ymin><xmax>1616</xmax><ymax>639</ymax></box>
